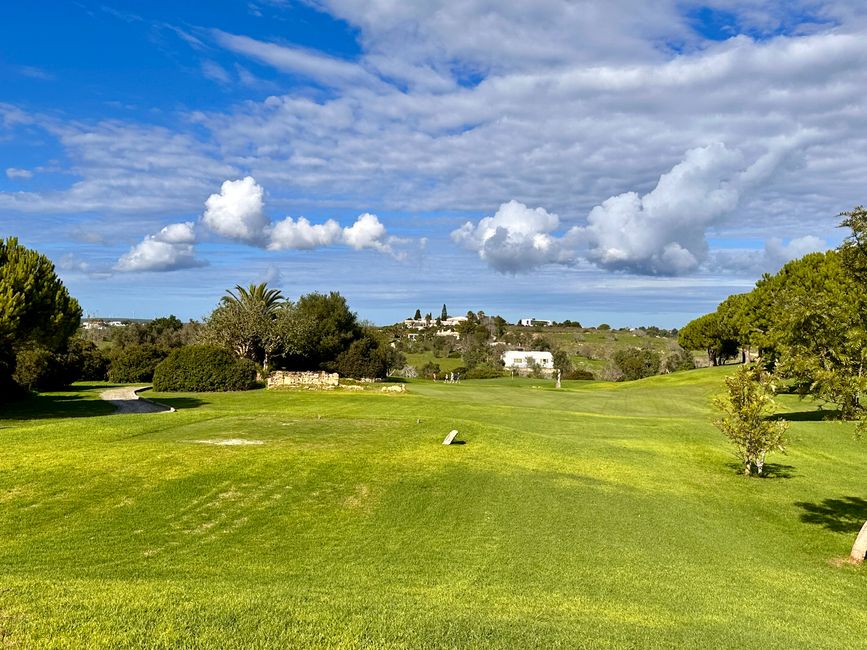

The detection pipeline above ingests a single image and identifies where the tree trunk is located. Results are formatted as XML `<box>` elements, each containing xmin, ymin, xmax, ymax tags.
<box><xmin>851</xmin><ymin>520</ymin><xmax>867</xmax><ymax>563</ymax></box>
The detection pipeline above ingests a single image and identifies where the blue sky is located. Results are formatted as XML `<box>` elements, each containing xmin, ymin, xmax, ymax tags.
<box><xmin>2</xmin><ymin>1</ymin><xmax>866</xmax><ymax>326</ymax></box>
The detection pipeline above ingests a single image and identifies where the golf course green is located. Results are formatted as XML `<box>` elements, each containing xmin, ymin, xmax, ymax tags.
<box><xmin>1</xmin><ymin>368</ymin><xmax>864</xmax><ymax>648</ymax></box>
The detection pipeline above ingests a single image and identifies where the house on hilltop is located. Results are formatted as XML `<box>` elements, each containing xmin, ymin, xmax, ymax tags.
<box><xmin>502</xmin><ymin>350</ymin><xmax>554</xmax><ymax>369</ymax></box>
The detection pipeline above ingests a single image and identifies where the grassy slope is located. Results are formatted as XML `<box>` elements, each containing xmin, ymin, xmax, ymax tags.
<box><xmin>0</xmin><ymin>369</ymin><xmax>864</xmax><ymax>649</ymax></box>
<box><xmin>403</xmin><ymin>352</ymin><xmax>465</xmax><ymax>372</ymax></box>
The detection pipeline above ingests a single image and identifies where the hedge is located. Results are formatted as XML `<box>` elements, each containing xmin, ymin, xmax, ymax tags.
<box><xmin>153</xmin><ymin>345</ymin><xmax>258</xmax><ymax>392</ymax></box>
<box><xmin>108</xmin><ymin>344</ymin><xmax>168</xmax><ymax>383</ymax></box>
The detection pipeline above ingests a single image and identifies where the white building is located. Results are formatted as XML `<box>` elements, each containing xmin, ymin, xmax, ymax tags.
<box><xmin>502</xmin><ymin>350</ymin><xmax>554</xmax><ymax>369</ymax></box>
<box><xmin>518</xmin><ymin>317</ymin><xmax>553</xmax><ymax>327</ymax></box>
<box><xmin>403</xmin><ymin>318</ymin><xmax>430</xmax><ymax>330</ymax></box>
<box><xmin>442</xmin><ymin>316</ymin><xmax>468</xmax><ymax>327</ymax></box>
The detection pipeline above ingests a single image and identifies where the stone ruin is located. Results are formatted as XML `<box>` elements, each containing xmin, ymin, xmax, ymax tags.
<box><xmin>267</xmin><ymin>371</ymin><xmax>340</xmax><ymax>390</ymax></box>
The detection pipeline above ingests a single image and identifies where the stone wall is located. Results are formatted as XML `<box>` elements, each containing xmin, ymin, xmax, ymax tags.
<box><xmin>267</xmin><ymin>371</ymin><xmax>339</xmax><ymax>389</ymax></box>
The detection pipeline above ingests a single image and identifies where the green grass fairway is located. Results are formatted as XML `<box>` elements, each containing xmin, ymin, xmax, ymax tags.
<box><xmin>1</xmin><ymin>369</ymin><xmax>864</xmax><ymax>648</ymax></box>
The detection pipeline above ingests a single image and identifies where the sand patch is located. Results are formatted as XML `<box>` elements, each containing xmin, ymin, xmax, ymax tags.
<box><xmin>344</xmin><ymin>484</ymin><xmax>371</xmax><ymax>509</ymax></box>
<box><xmin>192</xmin><ymin>439</ymin><xmax>264</xmax><ymax>446</ymax></box>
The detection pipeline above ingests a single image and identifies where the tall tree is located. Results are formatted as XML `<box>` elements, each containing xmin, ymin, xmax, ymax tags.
<box><xmin>0</xmin><ymin>237</ymin><xmax>81</xmax><ymax>394</ymax></box>
<box><xmin>441</xmin><ymin>304</ymin><xmax>448</xmax><ymax>320</ymax></box>
<box><xmin>677</xmin><ymin>312</ymin><xmax>738</xmax><ymax>366</ymax></box>
<box><xmin>202</xmin><ymin>282</ymin><xmax>285</xmax><ymax>368</ymax></box>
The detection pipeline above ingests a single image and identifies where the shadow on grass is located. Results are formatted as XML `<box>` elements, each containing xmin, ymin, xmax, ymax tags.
<box><xmin>724</xmin><ymin>461</ymin><xmax>797</xmax><ymax>479</ymax></box>
<box><xmin>773</xmin><ymin>409</ymin><xmax>842</xmax><ymax>422</ymax></box>
<box><xmin>146</xmin><ymin>396</ymin><xmax>206</xmax><ymax>411</ymax></box>
<box><xmin>0</xmin><ymin>393</ymin><xmax>116</xmax><ymax>420</ymax></box>
<box><xmin>795</xmin><ymin>497</ymin><xmax>867</xmax><ymax>534</ymax></box>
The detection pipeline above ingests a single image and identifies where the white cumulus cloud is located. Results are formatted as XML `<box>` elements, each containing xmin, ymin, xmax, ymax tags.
<box><xmin>201</xmin><ymin>177</ymin><xmax>399</xmax><ymax>256</ymax></box>
<box><xmin>451</xmin><ymin>200</ymin><xmax>569</xmax><ymax>273</ymax></box>
<box><xmin>268</xmin><ymin>216</ymin><xmax>342</xmax><ymax>250</ymax></box>
<box><xmin>341</xmin><ymin>213</ymin><xmax>391</xmax><ymax>252</ymax></box>
<box><xmin>115</xmin><ymin>222</ymin><xmax>205</xmax><ymax>272</ymax></box>
<box><xmin>573</xmin><ymin>143</ymin><xmax>745</xmax><ymax>275</ymax></box>
<box><xmin>202</xmin><ymin>176</ymin><xmax>270</xmax><ymax>244</ymax></box>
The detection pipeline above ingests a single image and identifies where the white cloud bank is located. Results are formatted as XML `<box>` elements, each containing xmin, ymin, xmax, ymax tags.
<box><xmin>453</xmin><ymin>143</ymin><xmax>826</xmax><ymax>276</ymax></box>
<box><xmin>116</xmin><ymin>177</ymin><xmax>401</xmax><ymax>271</ymax></box>
<box><xmin>204</xmin><ymin>176</ymin><xmax>398</xmax><ymax>254</ymax></box>
<box><xmin>115</xmin><ymin>221</ymin><xmax>204</xmax><ymax>272</ymax></box>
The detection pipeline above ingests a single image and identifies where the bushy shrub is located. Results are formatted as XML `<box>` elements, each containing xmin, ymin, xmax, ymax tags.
<box><xmin>563</xmin><ymin>369</ymin><xmax>595</xmax><ymax>380</ymax></box>
<box><xmin>612</xmin><ymin>348</ymin><xmax>661</xmax><ymax>381</ymax></box>
<box><xmin>13</xmin><ymin>346</ymin><xmax>60</xmax><ymax>392</ymax></box>
<box><xmin>664</xmin><ymin>348</ymin><xmax>696</xmax><ymax>373</ymax></box>
<box><xmin>464</xmin><ymin>363</ymin><xmax>504</xmax><ymax>379</ymax></box>
<box><xmin>419</xmin><ymin>361</ymin><xmax>441</xmax><ymax>378</ymax></box>
<box><xmin>153</xmin><ymin>345</ymin><xmax>258</xmax><ymax>392</ymax></box>
<box><xmin>335</xmin><ymin>336</ymin><xmax>389</xmax><ymax>379</ymax></box>
<box><xmin>109</xmin><ymin>344</ymin><xmax>168</xmax><ymax>383</ymax></box>
<box><xmin>12</xmin><ymin>342</ymin><xmax>93</xmax><ymax>392</ymax></box>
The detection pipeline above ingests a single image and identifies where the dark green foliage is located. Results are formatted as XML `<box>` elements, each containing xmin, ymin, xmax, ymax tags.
<box><xmin>419</xmin><ymin>361</ymin><xmax>441</xmax><ymax>378</ymax></box>
<box><xmin>108</xmin><ymin>344</ymin><xmax>168</xmax><ymax>383</ymax></box>
<box><xmin>552</xmin><ymin>349</ymin><xmax>574</xmax><ymax>374</ymax></box>
<box><xmin>413</xmin><ymin>308</ymin><xmax>422</xmax><ymax>320</ymax></box>
<box><xmin>12</xmin><ymin>346</ymin><xmax>59</xmax><ymax>392</ymax></box>
<box><xmin>563</xmin><ymin>369</ymin><xmax>595</xmax><ymax>380</ymax></box>
<box><xmin>288</xmin><ymin>292</ymin><xmax>362</xmax><ymax>370</ymax></box>
<box><xmin>110</xmin><ymin>315</ymin><xmax>197</xmax><ymax>350</ymax></box>
<box><xmin>441</xmin><ymin>304</ymin><xmax>448</xmax><ymax>320</ymax></box>
<box><xmin>838</xmin><ymin>205</ymin><xmax>867</xmax><ymax>277</ymax></box>
<box><xmin>71</xmin><ymin>338</ymin><xmax>110</xmax><ymax>381</ymax></box>
<box><xmin>335</xmin><ymin>336</ymin><xmax>389</xmax><ymax>379</ymax></box>
<box><xmin>664</xmin><ymin>348</ymin><xmax>696</xmax><ymax>373</ymax></box>
<box><xmin>677</xmin><ymin>312</ymin><xmax>739</xmax><ymax>366</ymax></box>
<box><xmin>612</xmin><ymin>348</ymin><xmax>661</xmax><ymax>381</ymax></box>
<box><xmin>0</xmin><ymin>237</ymin><xmax>81</xmax><ymax>397</ymax></box>
<box><xmin>153</xmin><ymin>346</ymin><xmax>258</xmax><ymax>392</ymax></box>
<box><xmin>0</xmin><ymin>237</ymin><xmax>81</xmax><ymax>351</ymax></box>
<box><xmin>533</xmin><ymin>337</ymin><xmax>552</xmax><ymax>351</ymax></box>
<box><xmin>461</xmin><ymin>340</ymin><xmax>495</xmax><ymax>369</ymax></box>
<box><xmin>597</xmin><ymin>323</ymin><xmax>611</xmax><ymax>330</ymax></box>
<box><xmin>10</xmin><ymin>338</ymin><xmax>106</xmax><ymax>391</ymax></box>
<box><xmin>463</xmin><ymin>364</ymin><xmax>504</xmax><ymax>379</ymax></box>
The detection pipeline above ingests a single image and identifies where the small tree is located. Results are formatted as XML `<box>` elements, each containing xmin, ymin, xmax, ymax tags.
<box><xmin>441</xmin><ymin>304</ymin><xmax>448</xmax><ymax>320</ymax></box>
<box><xmin>413</xmin><ymin>308</ymin><xmax>422</xmax><ymax>320</ymax></box>
<box><xmin>613</xmin><ymin>348</ymin><xmax>660</xmax><ymax>381</ymax></box>
<box><xmin>714</xmin><ymin>364</ymin><xmax>788</xmax><ymax>476</ymax></box>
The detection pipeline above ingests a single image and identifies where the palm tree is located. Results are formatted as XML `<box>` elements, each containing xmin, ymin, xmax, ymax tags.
<box><xmin>216</xmin><ymin>283</ymin><xmax>286</xmax><ymax>368</ymax></box>
<box><xmin>221</xmin><ymin>283</ymin><xmax>284</xmax><ymax>315</ymax></box>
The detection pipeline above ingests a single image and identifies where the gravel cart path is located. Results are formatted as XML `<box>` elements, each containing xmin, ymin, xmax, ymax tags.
<box><xmin>100</xmin><ymin>386</ymin><xmax>174</xmax><ymax>414</ymax></box>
